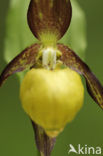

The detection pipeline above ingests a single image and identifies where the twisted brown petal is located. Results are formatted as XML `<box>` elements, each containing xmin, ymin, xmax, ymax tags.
<box><xmin>0</xmin><ymin>43</ymin><xmax>41</xmax><ymax>86</ymax></box>
<box><xmin>58</xmin><ymin>43</ymin><xmax>103</xmax><ymax>109</ymax></box>
<box><xmin>27</xmin><ymin>0</ymin><xmax>72</xmax><ymax>40</ymax></box>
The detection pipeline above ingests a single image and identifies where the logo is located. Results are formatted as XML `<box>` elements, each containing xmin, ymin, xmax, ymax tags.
<box><xmin>68</xmin><ymin>144</ymin><xmax>102</xmax><ymax>155</ymax></box>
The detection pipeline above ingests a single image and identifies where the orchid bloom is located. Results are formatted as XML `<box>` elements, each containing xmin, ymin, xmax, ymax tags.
<box><xmin>0</xmin><ymin>0</ymin><xmax>103</xmax><ymax>156</ymax></box>
<box><xmin>0</xmin><ymin>0</ymin><xmax>103</xmax><ymax>108</ymax></box>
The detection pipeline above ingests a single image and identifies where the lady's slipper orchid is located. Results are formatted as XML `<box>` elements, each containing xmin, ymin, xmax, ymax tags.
<box><xmin>0</xmin><ymin>0</ymin><xmax>103</xmax><ymax>108</ymax></box>
<box><xmin>0</xmin><ymin>0</ymin><xmax>103</xmax><ymax>155</ymax></box>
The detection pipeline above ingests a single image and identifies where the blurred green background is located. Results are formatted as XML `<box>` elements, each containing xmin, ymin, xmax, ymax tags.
<box><xmin>0</xmin><ymin>0</ymin><xmax>103</xmax><ymax>156</ymax></box>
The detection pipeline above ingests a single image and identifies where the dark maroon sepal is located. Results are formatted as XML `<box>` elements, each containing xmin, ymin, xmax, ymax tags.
<box><xmin>58</xmin><ymin>43</ymin><xmax>103</xmax><ymax>109</ymax></box>
<box><xmin>32</xmin><ymin>121</ymin><xmax>56</xmax><ymax>156</ymax></box>
<box><xmin>27</xmin><ymin>0</ymin><xmax>72</xmax><ymax>40</ymax></box>
<box><xmin>0</xmin><ymin>43</ymin><xmax>41</xmax><ymax>86</ymax></box>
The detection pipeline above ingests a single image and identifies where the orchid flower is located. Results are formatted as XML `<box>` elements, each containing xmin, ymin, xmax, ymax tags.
<box><xmin>0</xmin><ymin>0</ymin><xmax>103</xmax><ymax>156</ymax></box>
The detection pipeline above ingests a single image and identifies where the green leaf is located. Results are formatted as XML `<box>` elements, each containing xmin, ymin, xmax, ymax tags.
<box><xmin>60</xmin><ymin>0</ymin><xmax>87</xmax><ymax>60</ymax></box>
